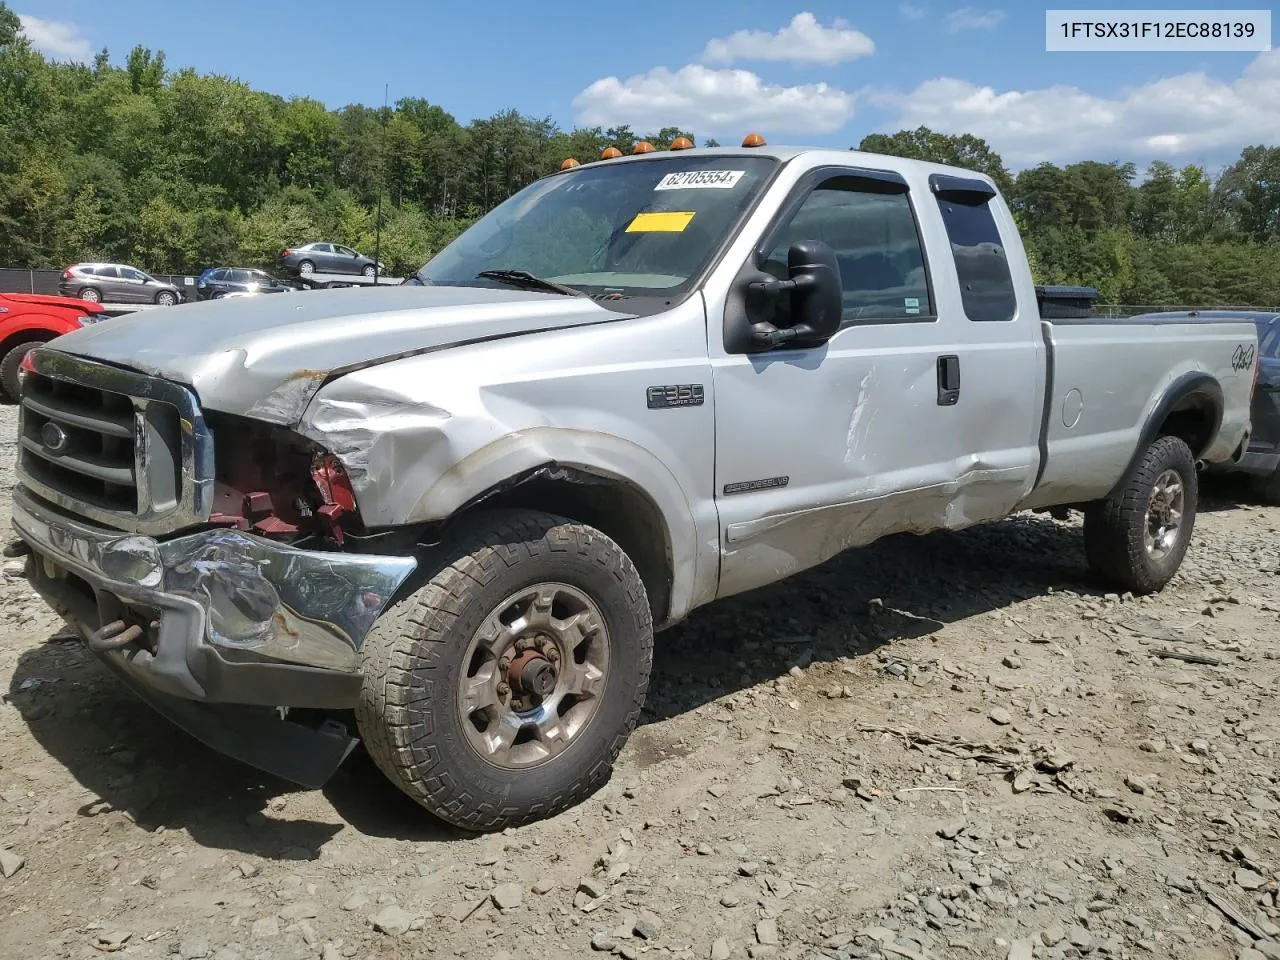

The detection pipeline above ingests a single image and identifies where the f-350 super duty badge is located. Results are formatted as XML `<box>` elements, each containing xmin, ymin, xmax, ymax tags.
<box><xmin>647</xmin><ymin>384</ymin><xmax>705</xmax><ymax>409</ymax></box>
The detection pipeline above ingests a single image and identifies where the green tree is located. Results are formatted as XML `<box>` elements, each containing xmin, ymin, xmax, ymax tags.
<box><xmin>859</xmin><ymin>126</ymin><xmax>1013</xmax><ymax>194</ymax></box>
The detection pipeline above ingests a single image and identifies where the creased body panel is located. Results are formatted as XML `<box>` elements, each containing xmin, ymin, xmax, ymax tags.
<box><xmin>297</xmin><ymin>297</ymin><xmax>719</xmax><ymax>623</ymax></box>
<box><xmin>1020</xmin><ymin>319</ymin><xmax>1256</xmax><ymax>510</ymax></box>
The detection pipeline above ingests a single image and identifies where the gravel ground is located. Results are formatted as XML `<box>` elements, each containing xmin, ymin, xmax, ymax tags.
<box><xmin>0</xmin><ymin>400</ymin><xmax>1277</xmax><ymax>960</ymax></box>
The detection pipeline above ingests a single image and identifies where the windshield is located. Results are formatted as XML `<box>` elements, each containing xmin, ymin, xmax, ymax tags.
<box><xmin>415</xmin><ymin>155</ymin><xmax>778</xmax><ymax>298</ymax></box>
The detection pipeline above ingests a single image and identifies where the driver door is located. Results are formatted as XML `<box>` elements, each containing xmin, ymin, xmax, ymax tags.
<box><xmin>711</xmin><ymin>167</ymin><xmax>1028</xmax><ymax>599</ymax></box>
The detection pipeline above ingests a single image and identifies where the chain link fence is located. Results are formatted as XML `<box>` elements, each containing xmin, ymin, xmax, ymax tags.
<box><xmin>0</xmin><ymin>267</ymin><xmax>197</xmax><ymax>297</ymax></box>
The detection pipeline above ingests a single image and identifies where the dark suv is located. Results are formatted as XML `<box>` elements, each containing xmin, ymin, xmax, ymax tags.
<box><xmin>279</xmin><ymin>243</ymin><xmax>383</xmax><ymax>278</ymax></box>
<box><xmin>59</xmin><ymin>263</ymin><xmax>185</xmax><ymax>305</ymax></box>
<box><xmin>1139</xmin><ymin>311</ymin><xmax>1280</xmax><ymax>501</ymax></box>
<box><xmin>196</xmin><ymin>268</ymin><xmax>295</xmax><ymax>300</ymax></box>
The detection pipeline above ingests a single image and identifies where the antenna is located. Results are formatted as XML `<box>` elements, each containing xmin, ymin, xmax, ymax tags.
<box><xmin>373</xmin><ymin>82</ymin><xmax>388</xmax><ymax>284</ymax></box>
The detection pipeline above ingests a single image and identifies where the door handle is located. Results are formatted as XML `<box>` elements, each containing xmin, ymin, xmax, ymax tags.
<box><xmin>937</xmin><ymin>355</ymin><xmax>960</xmax><ymax>406</ymax></box>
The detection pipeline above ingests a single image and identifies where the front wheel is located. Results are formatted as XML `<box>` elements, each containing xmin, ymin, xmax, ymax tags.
<box><xmin>155</xmin><ymin>290</ymin><xmax>177</xmax><ymax>306</ymax></box>
<box><xmin>0</xmin><ymin>340</ymin><xmax>42</xmax><ymax>401</ymax></box>
<box><xmin>1083</xmin><ymin>435</ymin><xmax>1197</xmax><ymax>593</ymax></box>
<box><xmin>356</xmin><ymin>510</ymin><xmax>653</xmax><ymax>831</ymax></box>
<box><xmin>362</xmin><ymin>264</ymin><xmax>376</xmax><ymax>278</ymax></box>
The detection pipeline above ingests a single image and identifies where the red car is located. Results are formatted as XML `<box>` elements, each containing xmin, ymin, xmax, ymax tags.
<box><xmin>0</xmin><ymin>293</ymin><xmax>109</xmax><ymax>400</ymax></box>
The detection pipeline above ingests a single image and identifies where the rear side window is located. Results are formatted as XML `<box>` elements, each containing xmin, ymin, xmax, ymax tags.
<box><xmin>933</xmin><ymin>180</ymin><xmax>1017</xmax><ymax>322</ymax></box>
<box><xmin>1260</xmin><ymin>321</ymin><xmax>1279</xmax><ymax>358</ymax></box>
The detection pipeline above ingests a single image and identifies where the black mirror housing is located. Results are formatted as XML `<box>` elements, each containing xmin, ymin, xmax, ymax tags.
<box><xmin>784</xmin><ymin>240</ymin><xmax>842</xmax><ymax>344</ymax></box>
<box><xmin>741</xmin><ymin>240</ymin><xmax>843</xmax><ymax>350</ymax></box>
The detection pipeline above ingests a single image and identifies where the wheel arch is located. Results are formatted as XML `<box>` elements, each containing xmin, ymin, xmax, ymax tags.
<box><xmin>1108</xmin><ymin>372</ymin><xmax>1222</xmax><ymax>498</ymax></box>
<box><xmin>439</xmin><ymin>464</ymin><xmax>677</xmax><ymax>630</ymax></box>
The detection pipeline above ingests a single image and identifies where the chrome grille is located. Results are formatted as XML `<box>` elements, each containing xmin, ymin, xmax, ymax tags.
<box><xmin>17</xmin><ymin>349</ymin><xmax>214</xmax><ymax>534</ymax></box>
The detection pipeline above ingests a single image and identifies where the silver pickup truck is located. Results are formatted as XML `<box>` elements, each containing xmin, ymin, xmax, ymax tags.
<box><xmin>9</xmin><ymin>143</ymin><xmax>1258</xmax><ymax>831</ymax></box>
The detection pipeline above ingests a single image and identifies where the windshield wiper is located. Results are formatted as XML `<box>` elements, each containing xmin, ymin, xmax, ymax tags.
<box><xmin>476</xmin><ymin>269</ymin><xmax>585</xmax><ymax>297</ymax></box>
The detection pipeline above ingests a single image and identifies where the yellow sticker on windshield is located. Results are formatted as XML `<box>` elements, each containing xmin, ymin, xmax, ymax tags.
<box><xmin>626</xmin><ymin>211</ymin><xmax>696</xmax><ymax>233</ymax></box>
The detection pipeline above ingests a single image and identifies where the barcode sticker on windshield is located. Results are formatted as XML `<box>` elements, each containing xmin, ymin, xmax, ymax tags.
<box><xmin>654</xmin><ymin>170</ymin><xmax>745</xmax><ymax>191</ymax></box>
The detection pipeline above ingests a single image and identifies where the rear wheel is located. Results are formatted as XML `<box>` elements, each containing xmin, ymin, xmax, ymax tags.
<box><xmin>1083</xmin><ymin>435</ymin><xmax>1197</xmax><ymax>593</ymax></box>
<box><xmin>0</xmin><ymin>340</ymin><xmax>44</xmax><ymax>401</ymax></box>
<box><xmin>356</xmin><ymin>510</ymin><xmax>652</xmax><ymax>831</ymax></box>
<box><xmin>298</xmin><ymin>260</ymin><xmax>315</xmax><ymax>276</ymax></box>
<box><xmin>78</xmin><ymin>287</ymin><xmax>101</xmax><ymax>303</ymax></box>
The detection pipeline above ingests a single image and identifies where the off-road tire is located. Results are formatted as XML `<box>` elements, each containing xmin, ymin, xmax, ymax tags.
<box><xmin>356</xmin><ymin>509</ymin><xmax>652</xmax><ymax>831</ymax></box>
<box><xmin>1083</xmin><ymin>435</ymin><xmax>1197</xmax><ymax>594</ymax></box>
<box><xmin>0</xmin><ymin>340</ymin><xmax>41</xmax><ymax>401</ymax></box>
<box><xmin>1251</xmin><ymin>469</ymin><xmax>1280</xmax><ymax>505</ymax></box>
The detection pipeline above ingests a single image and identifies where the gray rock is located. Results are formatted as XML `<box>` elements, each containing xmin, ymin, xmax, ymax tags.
<box><xmin>989</xmin><ymin>707</ymin><xmax>1013</xmax><ymax>726</ymax></box>
<box><xmin>1239</xmin><ymin>950</ymin><xmax>1268</xmax><ymax>960</ymax></box>
<box><xmin>720</xmin><ymin>893</ymin><xmax>741</xmax><ymax>908</ymax></box>
<box><xmin>340</xmin><ymin>891</ymin><xmax>371</xmax><ymax>911</ymax></box>
<box><xmin>179</xmin><ymin>938</ymin><xmax>210</xmax><ymax>960</ymax></box>
<box><xmin>278</xmin><ymin>901</ymin><xmax>319</xmax><ymax>921</ymax></box>
<box><xmin>372</xmin><ymin>905</ymin><xmax>414</xmax><ymax>937</ymax></box>
<box><xmin>1235</xmin><ymin>868</ymin><xmax>1267</xmax><ymax>890</ymax></box>
<box><xmin>210</xmin><ymin>949</ymin><xmax>244</xmax><ymax>960</ymax></box>
<box><xmin>250</xmin><ymin>918</ymin><xmax>279</xmax><ymax>939</ymax></box>
<box><xmin>492</xmin><ymin>882</ymin><xmax>523</xmax><ymax>910</ymax></box>
<box><xmin>1008</xmin><ymin>940</ymin><xmax>1034</xmax><ymax>960</ymax></box>
<box><xmin>591</xmin><ymin>932</ymin><xmax>617</xmax><ymax>952</ymax></box>
<box><xmin>710</xmin><ymin>938</ymin><xmax>731</xmax><ymax>960</ymax></box>
<box><xmin>939</xmin><ymin>820</ymin><xmax>966</xmax><ymax>840</ymax></box>
<box><xmin>1253</xmin><ymin>943</ymin><xmax>1280</xmax><ymax>960</ymax></box>
<box><xmin>924</xmin><ymin>896</ymin><xmax>949</xmax><ymax>921</ymax></box>
<box><xmin>0</xmin><ymin>848</ymin><xmax>24</xmax><ymax>878</ymax></box>
<box><xmin>1069</xmin><ymin>926</ymin><xmax>1094</xmax><ymax>952</ymax></box>
<box><xmin>739</xmin><ymin>861</ymin><xmax>759</xmax><ymax>877</ymax></box>
<box><xmin>634</xmin><ymin>911</ymin><xmax>663</xmax><ymax>940</ymax></box>
<box><xmin>1041</xmin><ymin>922</ymin><xmax>1066</xmax><ymax>946</ymax></box>
<box><xmin>756</xmin><ymin>918</ymin><xmax>780</xmax><ymax>946</ymax></box>
<box><xmin>578</xmin><ymin>878</ymin><xmax>607</xmax><ymax>899</ymax></box>
<box><xmin>1003</xmin><ymin>656</ymin><xmax>1023</xmax><ymax>670</ymax></box>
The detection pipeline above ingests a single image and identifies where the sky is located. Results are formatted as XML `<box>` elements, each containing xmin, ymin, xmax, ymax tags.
<box><xmin>13</xmin><ymin>1</ymin><xmax>1279</xmax><ymax>173</ymax></box>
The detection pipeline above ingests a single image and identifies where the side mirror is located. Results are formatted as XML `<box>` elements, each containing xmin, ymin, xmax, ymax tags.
<box><xmin>746</xmin><ymin>240</ymin><xmax>843</xmax><ymax>349</ymax></box>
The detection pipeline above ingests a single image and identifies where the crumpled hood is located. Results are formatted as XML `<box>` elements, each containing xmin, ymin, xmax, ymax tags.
<box><xmin>47</xmin><ymin>285</ymin><xmax>635</xmax><ymax>425</ymax></box>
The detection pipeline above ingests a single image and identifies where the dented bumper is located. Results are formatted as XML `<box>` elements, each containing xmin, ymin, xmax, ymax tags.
<box><xmin>12</xmin><ymin>485</ymin><xmax>416</xmax><ymax>708</ymax></box>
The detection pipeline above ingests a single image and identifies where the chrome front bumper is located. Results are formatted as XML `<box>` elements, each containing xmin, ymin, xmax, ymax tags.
<box><xmin>12</xmin><ymin>485</ymin><xmax>417</xmax><ymax>708</ymax></box>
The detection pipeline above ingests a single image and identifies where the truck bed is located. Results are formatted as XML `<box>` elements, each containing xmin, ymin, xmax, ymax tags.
<box><xmin>1020</xmin><ymin>314</ymin><xmax>1257</xmax><ymax>510</ymax></box>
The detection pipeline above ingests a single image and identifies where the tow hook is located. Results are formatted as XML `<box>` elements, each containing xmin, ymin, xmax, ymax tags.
<box><xmin>87</xmin><ymin>619</ymin><xmax>144</xmax><ymax>653</ymax></box>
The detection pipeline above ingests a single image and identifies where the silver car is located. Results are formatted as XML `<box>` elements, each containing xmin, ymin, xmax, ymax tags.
<box><xmin>58</xmin><ymin>263</ymin><xmax>185</xmax><ymax>306</ymax></box>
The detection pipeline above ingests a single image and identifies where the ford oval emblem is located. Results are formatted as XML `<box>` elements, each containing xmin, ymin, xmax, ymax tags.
<box><xmin>41</xmin><ymin>421</ymin><xmax>69</xmax><ymax>454</ymax></box>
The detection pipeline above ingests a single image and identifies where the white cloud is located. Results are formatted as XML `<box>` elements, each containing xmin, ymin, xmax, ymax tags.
<box><xmin>898</xmin><ymin>3</ymin><xmax>927</xmax><ymax>20</ymax></box>
<box><xmin>701</xmin><ymin>12</ymin><xmax>874</xmax><ymax>66</ymax></box>
<box><xmin>573</xmin><ymin>64</ymin><xmax>855</xmax><ymax>136</ymax></box>
<box><xmin>17</xmin><ymin>13</ymin><xmax>93</xmax><ymax>61</ymax></box>
<box><xmin>872</xmin><ymin>50</ymin><xmax>1280</xmax><ymax>166</ymax></box>
<box><xmin>945</xmin><ymin>7</ymin><xmax>1005</xmax><ymax>32</ymax></box>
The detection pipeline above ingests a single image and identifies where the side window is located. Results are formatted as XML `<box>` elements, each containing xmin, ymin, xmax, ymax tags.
<box><xmin>314</xmin><ymin>243</ymin><xmax>332</xmax><ymax>253</ymax></box>
<box><xmin>97</xmin><ymin>266</ymin><xmax>120</xmax><ymax>279</ymax></box>
<box><xmin>934</xmin><ymin>192</ymin><xmax>1017</xmax><ymax>322</ymax></box>
<box><xmin>123</xmin><ymin>268</ymin><xmax>146</xmax><ymax>281</ymax></box>
<box><xmin>336</xmin><ymin>245</ymin><xmax>354</xmax><ymax>256</ymax></box>
<box><xmin>766</xmin><ymin>176</ymin><xmax>932</xmax><ymax>324</ymax></box>
<box><xmin>1260</xmin><ymin>321</ymin><xmax>1279</xmax><ymax>358</ymax></box>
